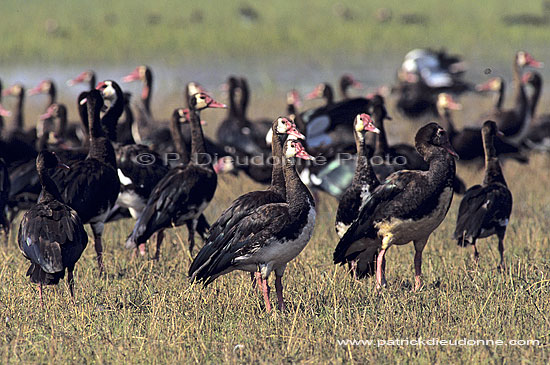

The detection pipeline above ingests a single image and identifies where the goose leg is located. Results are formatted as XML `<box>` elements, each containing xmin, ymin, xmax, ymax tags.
<box><xmin>38</xmin><ymin>283</ymin><xmax>44</xmax><ymax>308</ymax></box>
<box><xmin>91</xmin><ymin>222</ymin><xmax>105</xmax><ymax>275</ymax></box>
<box><xmin>413</xmin><ymin>238</ymin><xmax>428</xmax><ymax>291</ymax></box>
<box><xmin>67</xmin><ymin>269</ymin><xmax>75</xmax><ymax>303</ymax></box>
<box><xmin>254</xmin><ymin>271</ymin><xmax>262</xmax><ymax>292</ymax></box>
<box><xmin>376</xmin><ymin>249</ymin><xmax>387</xmax><ymax>290</ymax></box>
<box><xmin>261</xmin><ymin>275</ymin><xmax>272</xmax><ymax>312</ymax></box>
<box><xmin>472</xmin><ymin>241</ymin><xmax>479</xmax><ymax>265</ymax></box>
<box><xmin>275</xmin><ymin>275</ymin><xmax>286</xmax><ymax>311</ymax></box>
<box><xmin>497</xmin><ymin>232</ymin><xmax>506</xmax><ymax>272</ymax></box>
<box><xmin>349</xmin><ymin>260</ymin><xmax>358</xmax><ymax>281</ymax></box>
<box><xmin>186</xmin><ymin>219</ymin><xmax>198</xmax><ymax>254</ymax></box>
<box><xmin>153</xmin><ymin>229</ymin><xmax>165</xmax><ymax>261</ymax></box>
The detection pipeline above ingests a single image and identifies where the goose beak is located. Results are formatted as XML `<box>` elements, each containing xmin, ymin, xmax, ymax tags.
<box><xmin>57</xmin><ymin>162</ymin><xmax>70</xmax><ymax>170</ymax></box>
<box><xmin>306</xmin><ymin>86</ymin><xmax>321</xmax><ymax>100</ymax></box>
<box><xmin>496</xmin><ymin>130</ymin><xmax>505</xmax><ymax>137</ymax></box>
<box><xmin>95</xmin><ymin>81</ymin><xmax>107</xmax><ymax>90</ymax></box>
<box><xmin>27</xmin><ymin>84</ymin><xmax>43</xmax><ymax>96</ymax></box>
<box><xmin>39</xmin><ymin>109</ymin><xmax>53</xmax><ymax>120</ymax></box>
<box><xmin>207</xmin><ymin>100</ymin><xmax>227</xmax><ymax>109</ymax></box>
<box><xmin>444</xmin><ymin>142</ymin><xmax>459</xmax><ymax>159</ymax></box>
<box><xmin>2</xmin><ymin>87</ymin><xmax>12</xmax><ymax>97</ymax></box>
<box><xmin>287</xmin><ymin>126</ymin><xmax>306</xmax><ymax>140</ymax></box>
<box><xmin>0</xmin><ymin>104</ymin><xmax>11</xmax><ymax>117</ymax></box>
<box><xmin>122</xmin><ymin>68</ymin><xmax>141</xmax><ymax>83</ymax></box>
<box><xmin>67</xmin><ymin>71</ymin><xmax>89</xmax><ymax>86</ymax></box>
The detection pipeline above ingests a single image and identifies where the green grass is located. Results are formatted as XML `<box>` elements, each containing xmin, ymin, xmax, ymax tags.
<box><xmin>2</xmin><ymin>0</ymin><xmax>550</xmax><ymax>65</ymax></box>
<box><xmin>1</xmin><ymin>94</ymin><xmax>549</xmax><ymax>362</ymax></box>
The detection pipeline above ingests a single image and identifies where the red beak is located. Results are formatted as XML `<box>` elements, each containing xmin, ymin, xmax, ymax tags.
<box><xmin>306</xmin><ymin>86</ymin><xmax>322</xmax><ymax>100</ymax></box>
<box><xmin>2</xmin><ymin>88</ymin><xmax>11</xmax><ymax>97</ymax></box>
<box><xmin>28</xmin><ymin>82</ymin><xmax>45</xmax><ymax>96</ymax></box>
<box><xmin>0</xmin><ymin>104</ymin><xmax>11</xmax><ymax>117</ymax></box>
<box><xmin>67</xmin><ymin>71</ymin><xmax>89</xmax><ymax>86</ymax></box>
<box><xmin>207</xmin><ymin>98</ymin><xmax>227</xmax><ymax>109</ymax></box>
<box><xmin>287</xmin><ymin>126</ymin><xmax>305</xmax><ymax>140</ymax></box>
<box><xmin>122</xmin><ymin>67</ymin><xmax>141</xmax><ymax>83</ymax></box>
<box><xmin>295</xmin><ymin>143</ymin><xmax>315</xmax><ymax>160</ymax></box>
<box><xmin>95</xmin><ymin>81</ymin><xmax>107</xmax><ymax>90</ymax></box>
<box><xmin>39</xmin><ymin>108</ymin><xmax>54</xmax><ymax>120</ymax></box>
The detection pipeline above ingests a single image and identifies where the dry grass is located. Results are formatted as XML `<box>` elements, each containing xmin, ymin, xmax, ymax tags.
<box><xmin>1</xmin><ymin>93</ymin><xmax>550</xmax><ymax>363</ymax></box>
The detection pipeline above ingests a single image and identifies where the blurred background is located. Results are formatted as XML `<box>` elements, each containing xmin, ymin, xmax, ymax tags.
<box><xmin>2</xmin><ymin>0</ymin><xmax>550</xmax><ymax>121</ymax></box>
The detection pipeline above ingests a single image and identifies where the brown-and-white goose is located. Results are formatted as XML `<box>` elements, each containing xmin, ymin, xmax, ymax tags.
<box><xmin>335</xmin><ymin>114</ymin><xmax>380</xmax><ymax>278</ymax></box>
<box><xmin>334</xmin><ymin>123</ymin><xmax>458</xmax><ymax>290</ymax></box>
<box><xmin>189</xmin><ymin>137</ymin><xmax>316</xmax><ymax>312</ymax></box>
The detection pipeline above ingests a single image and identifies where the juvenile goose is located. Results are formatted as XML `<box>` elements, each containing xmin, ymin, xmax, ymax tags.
<box><xmin>125</xmin><ymin>93</ymin><xmax>226</xmax><ymax>259</ymax></box>
<box><xmin>189</xmin><ymin>137</ymin><xmax>316</xmax><ymax>312</ymax></box>
<box><xmin>18</xmin><ymin>151</ymin><xmax>87</xmax><ymax>306</ymax></box>
<box><xmin>454</xmin><ymin>121</ymin><xmax>512</xmax><ymax>270</ymax></box>
<box><xmin>334</xmin><ymin>123</ymin><xmax>457</xmax><ymax>290</ymax></box>
<box><xmin>335</xmin><ymin>114</ymin><xmax>380</xmax><ymax>278</ymax></box>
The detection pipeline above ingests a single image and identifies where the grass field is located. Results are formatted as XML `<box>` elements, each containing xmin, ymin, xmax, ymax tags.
<box><xmin>1</xmin><ymin>91</ymin><xmax>549</xmax><ymax>362</ymax></box>
<box><xmin>2</xmin><ymin>0</ymin><xmax>550</xmax><ymax>363</ymax></box>
<box><xmin>2</xmin><ymin>0</ymin><xmax>550</xmax><ymax>65</ymax></box>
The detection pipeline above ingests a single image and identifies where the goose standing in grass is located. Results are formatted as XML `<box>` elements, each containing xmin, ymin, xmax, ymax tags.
<box><xmin>335</xmin><ymin>114</ymin><xmax>380</xmax><ymax>278</ymax></box>
<box><xmin>18</xmin><ymin>151</ymin><xmax>87</xmax><ymax>306</ymax></box>
<box><xmin>189</xmin><ymin>116</ymin><xmax>305</xmax><ymax>282</ymax></box>
<box><xmin>125</xmin><ymin>93</ymin><xmax>226</xmax><ymax>259</ymax></box>
<box><xmin>189</xmin><ymin>137</ymin><xmax>316</xmax><ymax>312</ymax></box>
<box><xmin>454</xmin><ymin>121</ymin><xmax>512</xmax><ymax>270</ymax></box>
<box><xmin>334</xmin><ymin>123</ymin><xmax>457</xmax><ymax>290</ymax></box>
<box><xmin>52</xmin><ymin>90</ymin><xmax>119</xmax><ymax>274</ymax></box>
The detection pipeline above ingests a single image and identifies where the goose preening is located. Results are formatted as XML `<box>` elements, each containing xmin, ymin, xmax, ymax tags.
<box><xmin>479</xmin><ymin>51</ymin><xmax>542</xmax><ymax>145</ymax></box>
<box><xmin>18</xmin><ymin>151</ymin><xmax>88</xmax><ymax>306</ymax></box>
<box><xmin>52</xmin><ymin>90</ymin><xmax>119</xmax><ymax>274</ymax></box>
<box><xmin>334</xmin><ymin>123</ymin><xmax>457</xmax><ymax>290</ymax></box>
<box><xmin>189</xmin><ymin>136</ymin><xmax>316</xmax><ymax>312</ymax></box>
<box><xmin>454</xmin><ymin>121</ymin><xmax>512</xmax><ymax>270</ymax></box>
<box><xmin>125</xmin><ymin>93</ymin><xmax>226</xmax><ymax>259</ymax></box>
<box><xmin>334</xmin><ymin>114</ymin><xmax>380</xmax><ymax>278</ymax></box>
<box><xmin>437</xmin><ymin>93</ymin><xmax>528</xmax><ymax>164</ymax></box>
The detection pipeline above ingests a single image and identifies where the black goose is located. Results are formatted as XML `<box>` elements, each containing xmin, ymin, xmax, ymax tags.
<box><xmin>18</xmin><ymin>151</ymin><xmax>87</xmax><ymax>305</ymax></box>
<box><xmin>125</xmin><ymin>93</ymin><xmax>226</xmax><ymax>258</ymax></box>
<box><xmin>454</xmin><ymin>121</ymin><xmax>512</xmax><ymax>270</ymax></box>
<box><xmin>334</xmin><ymin>114</ymin><xmax>380</xmax><ymax>278</ymax></box>
<box><xmin>301</xmin><ymin>83</ymin><xmax>371</xmax><ymax>149</ymax></box>
<box><xmin>52</xmin><ymin>90</ymin><xmax>120</xmax><ymax>274</ymax></box>
<box><xmin>0</xmin><ymin>83</ymin><xmax>37</xmax><ymax>170</ymax></box>
<box><xmin>216</xmin><ymin>76</ymin><xmax>264</xmax><ymax>155</ymax></box>
<box><xmin>339</xmin><ymin>74</ymin><xmax>363</xmax><ymax>100</ymax></box>
<box><xmin>189</xmin><ymin>137</ymin><xmax>316</xmax><ymax>312</ymax></box>
<box><xmin>334</xmin><ymin>123</ymin><xmax>458</xmax><ymax>290</ymax></box>
<box><xmin>0</xmin><ymin>158</ymin><xmax>10</xmax><ymax>235</ymax></box>
<box><xmin>522</xmin><ymin>72</ymin><xmax>550</xmax><ymax>151</ymax></box>
<box><xmin>122</xmin><ymin>65</ymin><xmax>153</xmax><ymax>126</ymax></box>
<box><xmin>479</xmin><ymin>51</ymin><xmax>542</xmax><ymax>144</ymax></box>
<box><xmin>189</xmin><ymin>117</ymin><xmax>305</xmax><ymax>278</ymax></box>
<box><xmin>237</xmin><ymin>76</ymin><xmax>272</xmax><ymax>149</ymax></box>
<box><xmin>437</xmin><ymin>93</ymin><xmax>528</xmax><ymax>163</ymax></box>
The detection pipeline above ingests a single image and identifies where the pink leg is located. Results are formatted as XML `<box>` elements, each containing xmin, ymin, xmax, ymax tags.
<box><xmin>261</xmin><ymin>276</ymin><xmax>272</xmax><ymax>312</ymax></box>
<box><xmin>376</xmin><ymin>249</ymin><xmax>387</xmax><ymax>290</ymax></box>
<box><xmin>414</xmin><ymin>250</ymin><xmax>423</xmax><ymax>291</ymax></box>
<box><xmin>350</xmin><ymin>260</ymin><xmax>358</xmax><ymax>281</ymax></box>
<box><xmin>254</xmin><ymin>272</ymin><xmax>263</xmax><ymax>292</ymax></box>
<box><xmin>275</xmin><ymin>275</ymin><xmax>286</xmax><ymax>311</ymax></box>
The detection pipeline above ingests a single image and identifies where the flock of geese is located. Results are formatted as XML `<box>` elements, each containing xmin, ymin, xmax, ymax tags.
<box><xmin>0</xmin><ymin>50</ymin><xmax>546</xmax><ymax>311</ymax></box>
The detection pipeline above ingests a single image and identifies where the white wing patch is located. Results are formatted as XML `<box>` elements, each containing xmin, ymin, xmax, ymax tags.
<box><xmin>118</xmin><ymin>169</ymin><xmax>133</xmax><ymax>186</ymax></box>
